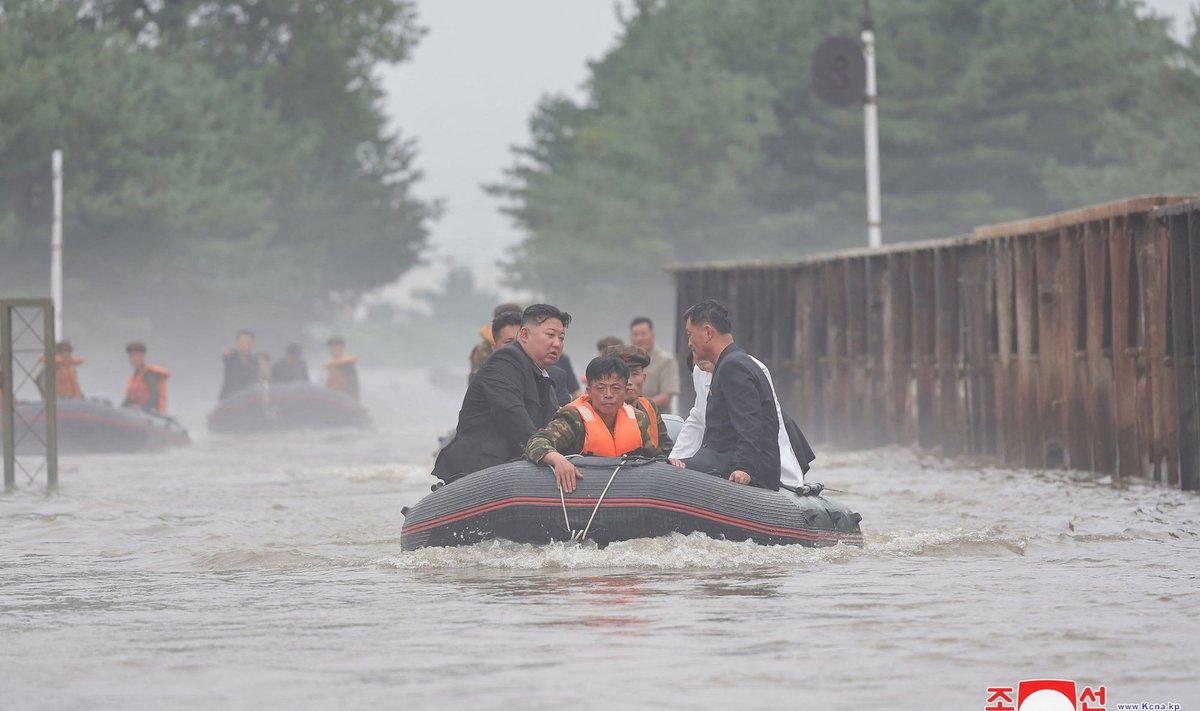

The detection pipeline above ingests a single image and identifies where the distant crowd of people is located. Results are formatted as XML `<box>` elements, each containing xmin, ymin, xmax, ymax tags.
<box><xmin>434</xmin><ymin>299</ymin><xmax>814</xmax><ymax>493</ymax></box>
<box><xmin>23</xmin><ymin>331</ymin><xmax>362</xmax><ymax>417</ymax></box>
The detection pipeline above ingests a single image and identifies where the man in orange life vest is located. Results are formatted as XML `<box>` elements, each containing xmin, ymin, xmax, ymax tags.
<box><xmin>603</xmin><ymin>344</ymin><xmax>673</xmax><ymax>452</ymax></box>
<box><xmin>323</xmin><ymin>336</ymin><xmax>360</xmax><ymax>401</ymax></box>
<box><xmin>122</xmin><ymin>341</ymin><xmax>170</xmax><ymax>415</ymax></box>
<box><xmin>526</xmin><ymin>356</ymin><xmax>681</xmax><ymax>493</ymax></box>
<box><xmin>36</xmin><ymin>340</ymin><xmax>85</xmax><ymax>400</ymax></box>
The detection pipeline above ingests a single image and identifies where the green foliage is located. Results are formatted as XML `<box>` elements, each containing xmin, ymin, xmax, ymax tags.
<box><xmin>0</xmin><ymin>0</ymin><xmax>435</xmax><ymax>349</ymax></box>
<box><xmin>493</xmin><ymin>0</ymin><xmax>1200</xmax><ymax>321</ymax></box>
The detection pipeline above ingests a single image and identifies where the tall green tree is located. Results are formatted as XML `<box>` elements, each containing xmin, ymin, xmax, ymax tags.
<box><xmin>493</xmin><ymin>0</ymin><xmax>1200</xmax><ymax>324</ymax></box>
<box><xmin>0</xmin><ymin>0</ymin><xmax>435</xmax><ymax>351</ymax></box>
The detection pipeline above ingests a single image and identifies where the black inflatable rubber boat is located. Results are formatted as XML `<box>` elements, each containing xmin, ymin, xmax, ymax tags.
<box><xmin>4</xmin><ymin>398</ymin><xmax>190</xmax><ymax>454</ymax></box>
<box><xmin>401</xmin><ymin>457</ymin><xmax>863</xmax><ymax>550</ymax></box>
<box><xmin>207</xmin><ymin>382</ymin><xmax>369</xmax><ymax>434</ymax></box>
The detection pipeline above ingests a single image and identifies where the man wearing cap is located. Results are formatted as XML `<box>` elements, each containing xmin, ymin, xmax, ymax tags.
<box><xmin>603</xmin><ymin>344</ymin><xmax>673</xmax><ymax>452</ymax></box>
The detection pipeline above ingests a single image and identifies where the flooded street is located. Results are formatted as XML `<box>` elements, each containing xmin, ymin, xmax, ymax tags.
<box><xmin>3</xmin><ymin>368</ymin><xmax>1198</xmax><ymax>710</ymax></box>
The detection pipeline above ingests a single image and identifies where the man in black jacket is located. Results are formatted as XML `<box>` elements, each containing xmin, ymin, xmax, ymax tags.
<box><xmin>432</xmin><ymin>304</ymin><xmax>572</xmax><ymax>485</ymax></box>
<box><xmin>676</xmin><ymin>299</ymin><xmax>781</xmax><ymax>490</ymax></box>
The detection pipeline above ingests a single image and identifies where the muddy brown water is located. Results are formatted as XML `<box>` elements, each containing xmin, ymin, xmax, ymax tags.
<box><xmin>3</xmin><ymin>368</ymin><xmax>1198</xmax><ymax>710</ymax></box>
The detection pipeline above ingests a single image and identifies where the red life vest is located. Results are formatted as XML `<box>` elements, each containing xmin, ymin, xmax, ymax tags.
<box><xmin>637</xmin><ymin>396</ymin><xmax>659</xmax><ymax>448</ymax></box>
<box><xmin>568</xmin><ymin>396</ymin><xmax>642</xmax><ymax>457</ymax></box>
<box><xmin>126</xmin><ymin>364</ymin><xmax>170</xmax><ymax>413</ymax></box>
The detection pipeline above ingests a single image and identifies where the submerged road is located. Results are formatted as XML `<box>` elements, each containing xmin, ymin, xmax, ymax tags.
<box><xmin>2</xmin><ymin>368</ymin><xmax>1198</xmax><ymax>709</ymax></box>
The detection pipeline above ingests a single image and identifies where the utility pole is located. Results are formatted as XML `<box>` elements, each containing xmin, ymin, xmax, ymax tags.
<box><xmin>862</xmin><ymin>1</ymin><xmax>882</xmax><ymax>248</ymax></box>
<box><xmin>51</xmin><ymin>149</ymin><xmax>64</xmax><ymax>340</ymax></box>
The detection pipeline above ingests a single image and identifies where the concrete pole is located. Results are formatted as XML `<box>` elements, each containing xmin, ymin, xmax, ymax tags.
<box><xmin>862</xmin><ymin>2</ymin><xmax>882</xmax><ymax>248</ymax></box>
<box><xmin>51</xmin><ymin>149</ymin><xmax>64</xmax><ymax>340</ymax></box>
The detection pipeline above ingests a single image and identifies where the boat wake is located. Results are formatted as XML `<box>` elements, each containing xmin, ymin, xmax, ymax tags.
<box><xmin>376</xmin><ymin>526</ymin><xmax>1027</xmax><ymax>571</ymax></box>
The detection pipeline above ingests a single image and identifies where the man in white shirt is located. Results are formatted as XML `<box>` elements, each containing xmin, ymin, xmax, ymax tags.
<box><xmin>670</xmin><ymin>355</ymin><xmax>811</xmax><ymax>488</ymax></box>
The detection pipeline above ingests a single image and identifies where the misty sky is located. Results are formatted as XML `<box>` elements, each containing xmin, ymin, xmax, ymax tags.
<box><xmin>380</xmin><ymin>0</ymin><xmax>1195</xmax><ymax>298</ymax></box>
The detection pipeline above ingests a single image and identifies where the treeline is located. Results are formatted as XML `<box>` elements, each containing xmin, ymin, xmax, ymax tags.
<box><xmin>0</xmin><ymin>0</ymin><xmax>436</xmax><ymax>348</ymax></box>
<box><xmin>493</xmin><ymin>0</ymin><xmax>1200</xmax><ymax>325</ymax></box>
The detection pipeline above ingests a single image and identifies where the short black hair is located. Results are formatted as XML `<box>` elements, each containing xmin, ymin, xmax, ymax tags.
<box><xmin>493</xmin><ymin>302</ymin><xmax>522</xmax><ymax>318</ymax></box>
<box><xmin>285</xmin><ymin>343</ymin><xmax>303</xmax><ymax>356</ymax></box>
<box><xmin>491</xmin><ymin>310</ymin><xmax>523</xmax><ymax>338</ymax></box>
<box><xmin>237</xmin><ymin>329</ymin><xmax>255</xmax><ymax>340</ymax></box>
<box><xmin>585</xmin><ymin>356</ymin><xmax>630</xmax><ymax>384</ymax></box>
<box><xmin>326</xmin><ymin>335</ymin><xmax>346</xmax><ymax>347</ymax></box>
<box><xmin>125</xmin><ymin>341</ymin><xmax>147</xmax><ymax>354</ymax></box>
<box><xmin>683</xmin><ymin>299</ymin><xmax>732</xmax><ymax>335</ymax></box>
<box><xmin>55</xmin><ymin>340</ymin><xmax>73</xmax><ymax>353</ymax></box>
<box><xmin>630</xmin><ymin>316</ymin><xmax>653</xmax><ymax>331</ymax></box>
<box><xmin>522</xmin><ymin>304</ymin><xmax>571</xmax><ymax>329</ymax></box>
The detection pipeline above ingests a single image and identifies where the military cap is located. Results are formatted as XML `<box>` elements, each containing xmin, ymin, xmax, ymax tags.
<box><xmin>603</xmin><ymin>344</ymin><xmax>651</xmax><ymax>367</ymax></box>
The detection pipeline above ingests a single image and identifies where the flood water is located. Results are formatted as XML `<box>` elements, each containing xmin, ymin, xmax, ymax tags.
<box><xmin>2</xmin><ymin>368</ymin><xmax>1198</xmax><ymax>710</ymax></box>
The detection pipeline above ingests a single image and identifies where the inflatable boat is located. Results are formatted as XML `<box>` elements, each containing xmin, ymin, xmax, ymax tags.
<box><xmin>400</xmin><ymin>457</ymin><xmax>863</xmax><ymax>550</ymax></box>
<box><xmin>207</xmin><ymin>382</ymin><xmax>369</xmax><ymax>434</ymax></box>
<box><xmin>3</xmin><ymin>398</ymin><xmax>190</xmax><ymax>454</ymax></box>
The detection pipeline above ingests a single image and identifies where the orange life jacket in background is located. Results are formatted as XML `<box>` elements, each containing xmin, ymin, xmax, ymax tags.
<box><xmin>126</xmin><ymin>364</ymin><xmax>170</xmax><ymax>413</ymax></box>
<box><xmin>637</xmin><ymin>396</ymin><xmax>659</xmax><ymax>448</ymax></box>
<box><xmin>54</xmin><ymin>354</ymin><xmax>85</xmax><ymax>399</ymax></box>
<box><xmin>567</xmin><ymin>395</ymin><xmax>642</xmax><ymax>457</ymax></box>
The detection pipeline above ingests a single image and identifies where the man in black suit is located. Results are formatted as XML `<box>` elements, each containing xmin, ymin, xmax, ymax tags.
<box><xmin>432</xmin><ymin>304</ymin><xmax>572</xmax><ymax>485</ymax></box>
<box><xmin>673</xmin><ymin>299</ymin><xmax>782</xmax><ymax>490</ymax></box>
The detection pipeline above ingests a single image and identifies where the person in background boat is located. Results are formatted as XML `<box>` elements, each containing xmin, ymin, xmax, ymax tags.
<box><xmin>629</xmin><ymin>317</ymin><xmax>678</xmax><ymax>414</ymax></box>
<box><xmin>670</xmin><ymin>351</ymin><xmax>815</xmax><ymax>489</ymax></box>
<box><xmin>122</xmin><ymin>341</ymin><xmax>170</xmax><ymax>415</ymax></box>
<box><xmin>432</xmin><ymin>304</ymin><xmax>570</xmax><ymax>486</ymax></box>
<box><xmin>220</xmin><ymin>330</ymin><xmax>268</xmax><ymax>400</ymax></box>
<box><xmin>35</xmin><ymin>340</ymin><xmax>85</xmax><ymax>400</ymax></box>
<box><xmin>527</xmin><ymin>356</ymin><xmax>678</xmax><ymax>493</ymax></box>
<box><xmin>672</xmin><ymin>299</ymin><xmax>782</xmax><ymax>490</ymax></box>
<box><xmin>270</xmin><ymin>343</ymin><xmax>310</xmax><ymax>384</ymax></box>
<box><xmin>469</xmin><ymin>302</ymin><xmax>523</xmax><ymax>377</ymax></box>
<box><xmin>603</xmin><ymin>344</ymin><xmax>673</xmax><ymax>451</ymax></box>
<box><xmin>324</xmin><ymin>336</ymin><xmax>360</xmax><ymax>401</ymax></box>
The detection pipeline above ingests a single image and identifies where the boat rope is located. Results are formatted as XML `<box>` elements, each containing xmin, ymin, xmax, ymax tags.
<box><xmin>556</xmin><ymin>456</ymin><xmax>626</xmax><ymax>543</ymax></box>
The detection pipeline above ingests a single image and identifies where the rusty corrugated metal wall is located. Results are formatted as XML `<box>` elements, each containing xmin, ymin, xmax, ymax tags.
<box><xmin>670</xmin><ymin>196</ymin><xmax>1200</xmax><ymax>490</ymax></box>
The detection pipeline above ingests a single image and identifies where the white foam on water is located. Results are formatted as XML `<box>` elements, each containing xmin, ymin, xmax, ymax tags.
<box><xmin>376</xmin><ymin>525</ymin><xmax>1027</xmax><ymax>571</ymax></box>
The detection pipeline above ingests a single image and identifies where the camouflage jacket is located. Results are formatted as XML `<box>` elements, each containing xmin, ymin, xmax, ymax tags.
<box><xmin>526</xmin><ymin>404</ymin><xmax>665</xmax><ymax>463</ymax></box>
<box><xmin>633</xmin><ymin>398</ymin><xmax>674</xmax><ymax>452</ymax></box>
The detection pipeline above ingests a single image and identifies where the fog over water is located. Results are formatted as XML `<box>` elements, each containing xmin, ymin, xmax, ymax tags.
<box><xmin>3</xmin><ymin>368</ymin><xmax>1197</xmax><ymax>709</ymax></box>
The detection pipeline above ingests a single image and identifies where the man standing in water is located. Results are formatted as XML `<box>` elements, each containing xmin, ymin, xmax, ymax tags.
<box><xmin>323</xmin><ymin>336</ymin><xmax>360</xmax><ymax>401</ymax></box>
<box><xmin>676</xmin><ymin>299</ymin><xmax>781</xmax><ymax>490</ymax></box>
<box><xmin>219</xmin><ymin>329</ymin><xmax>267</xmax><ymax>400</ymax></box>
<box><xmin>432</xmin><ymin>304</ymin><xmax>571</xmax><ymax>485</ymax></box>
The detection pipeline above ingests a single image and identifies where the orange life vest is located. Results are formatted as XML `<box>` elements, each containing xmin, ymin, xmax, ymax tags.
<box><xmin>568</xmin><ymin>395</ymin><xmax>643</xmax><ymax>457</ymax></box>
<box><xmin>126</xmin><ymin>364</ymin><xmax>170</xmax><ymax>413</ymax></box>
<box><xmin>54</xmin><ymin>354</ymin><xmax>85</xmax><ymax>399</ymax></box>
<box><xmin>637</xmin><ymin>396</ymin><xmax>659</xmax><ymax>448</ymax></box>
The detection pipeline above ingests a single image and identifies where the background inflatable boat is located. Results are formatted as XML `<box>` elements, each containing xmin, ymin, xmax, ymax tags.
<box><xmin>4</xmin><ymin>398</ymin><xmax>190</xmax><ymax>454</ymax></box>
<box><xmin>401</xmin><ymin>458</ymin><xmax>863</xmax><ymax>550</ymax></box>
<box><xmin>207</xmin><ymin>382</ymin><xmax>370</xmax><ymax>434</ymax></box>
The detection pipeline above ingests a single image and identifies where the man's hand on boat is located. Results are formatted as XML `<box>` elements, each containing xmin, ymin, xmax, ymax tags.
<box><xmin>666</xmin><ymin>458</ymin><xmax>687</xmax><ymax>469</ymax></box>
<box><xmin>543</xmin><ymin>452</ymin><xmax>583</xmax><ymax>493</ymax></box>
<box><xmin>728</xmin><ymin>470</ymin><xmax>751</xmax><ymax>485</ymax></box>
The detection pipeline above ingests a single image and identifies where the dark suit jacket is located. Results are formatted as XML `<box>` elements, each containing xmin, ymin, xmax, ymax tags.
<box><xmin>432</xmin><ymin>342</ymin><xmax>558</xmax><ymax>483</ymax></box>
<box><xmin>693</xmin><ymin>343</ymin><xmax>781</xmax><ymax>490</ymax></box>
